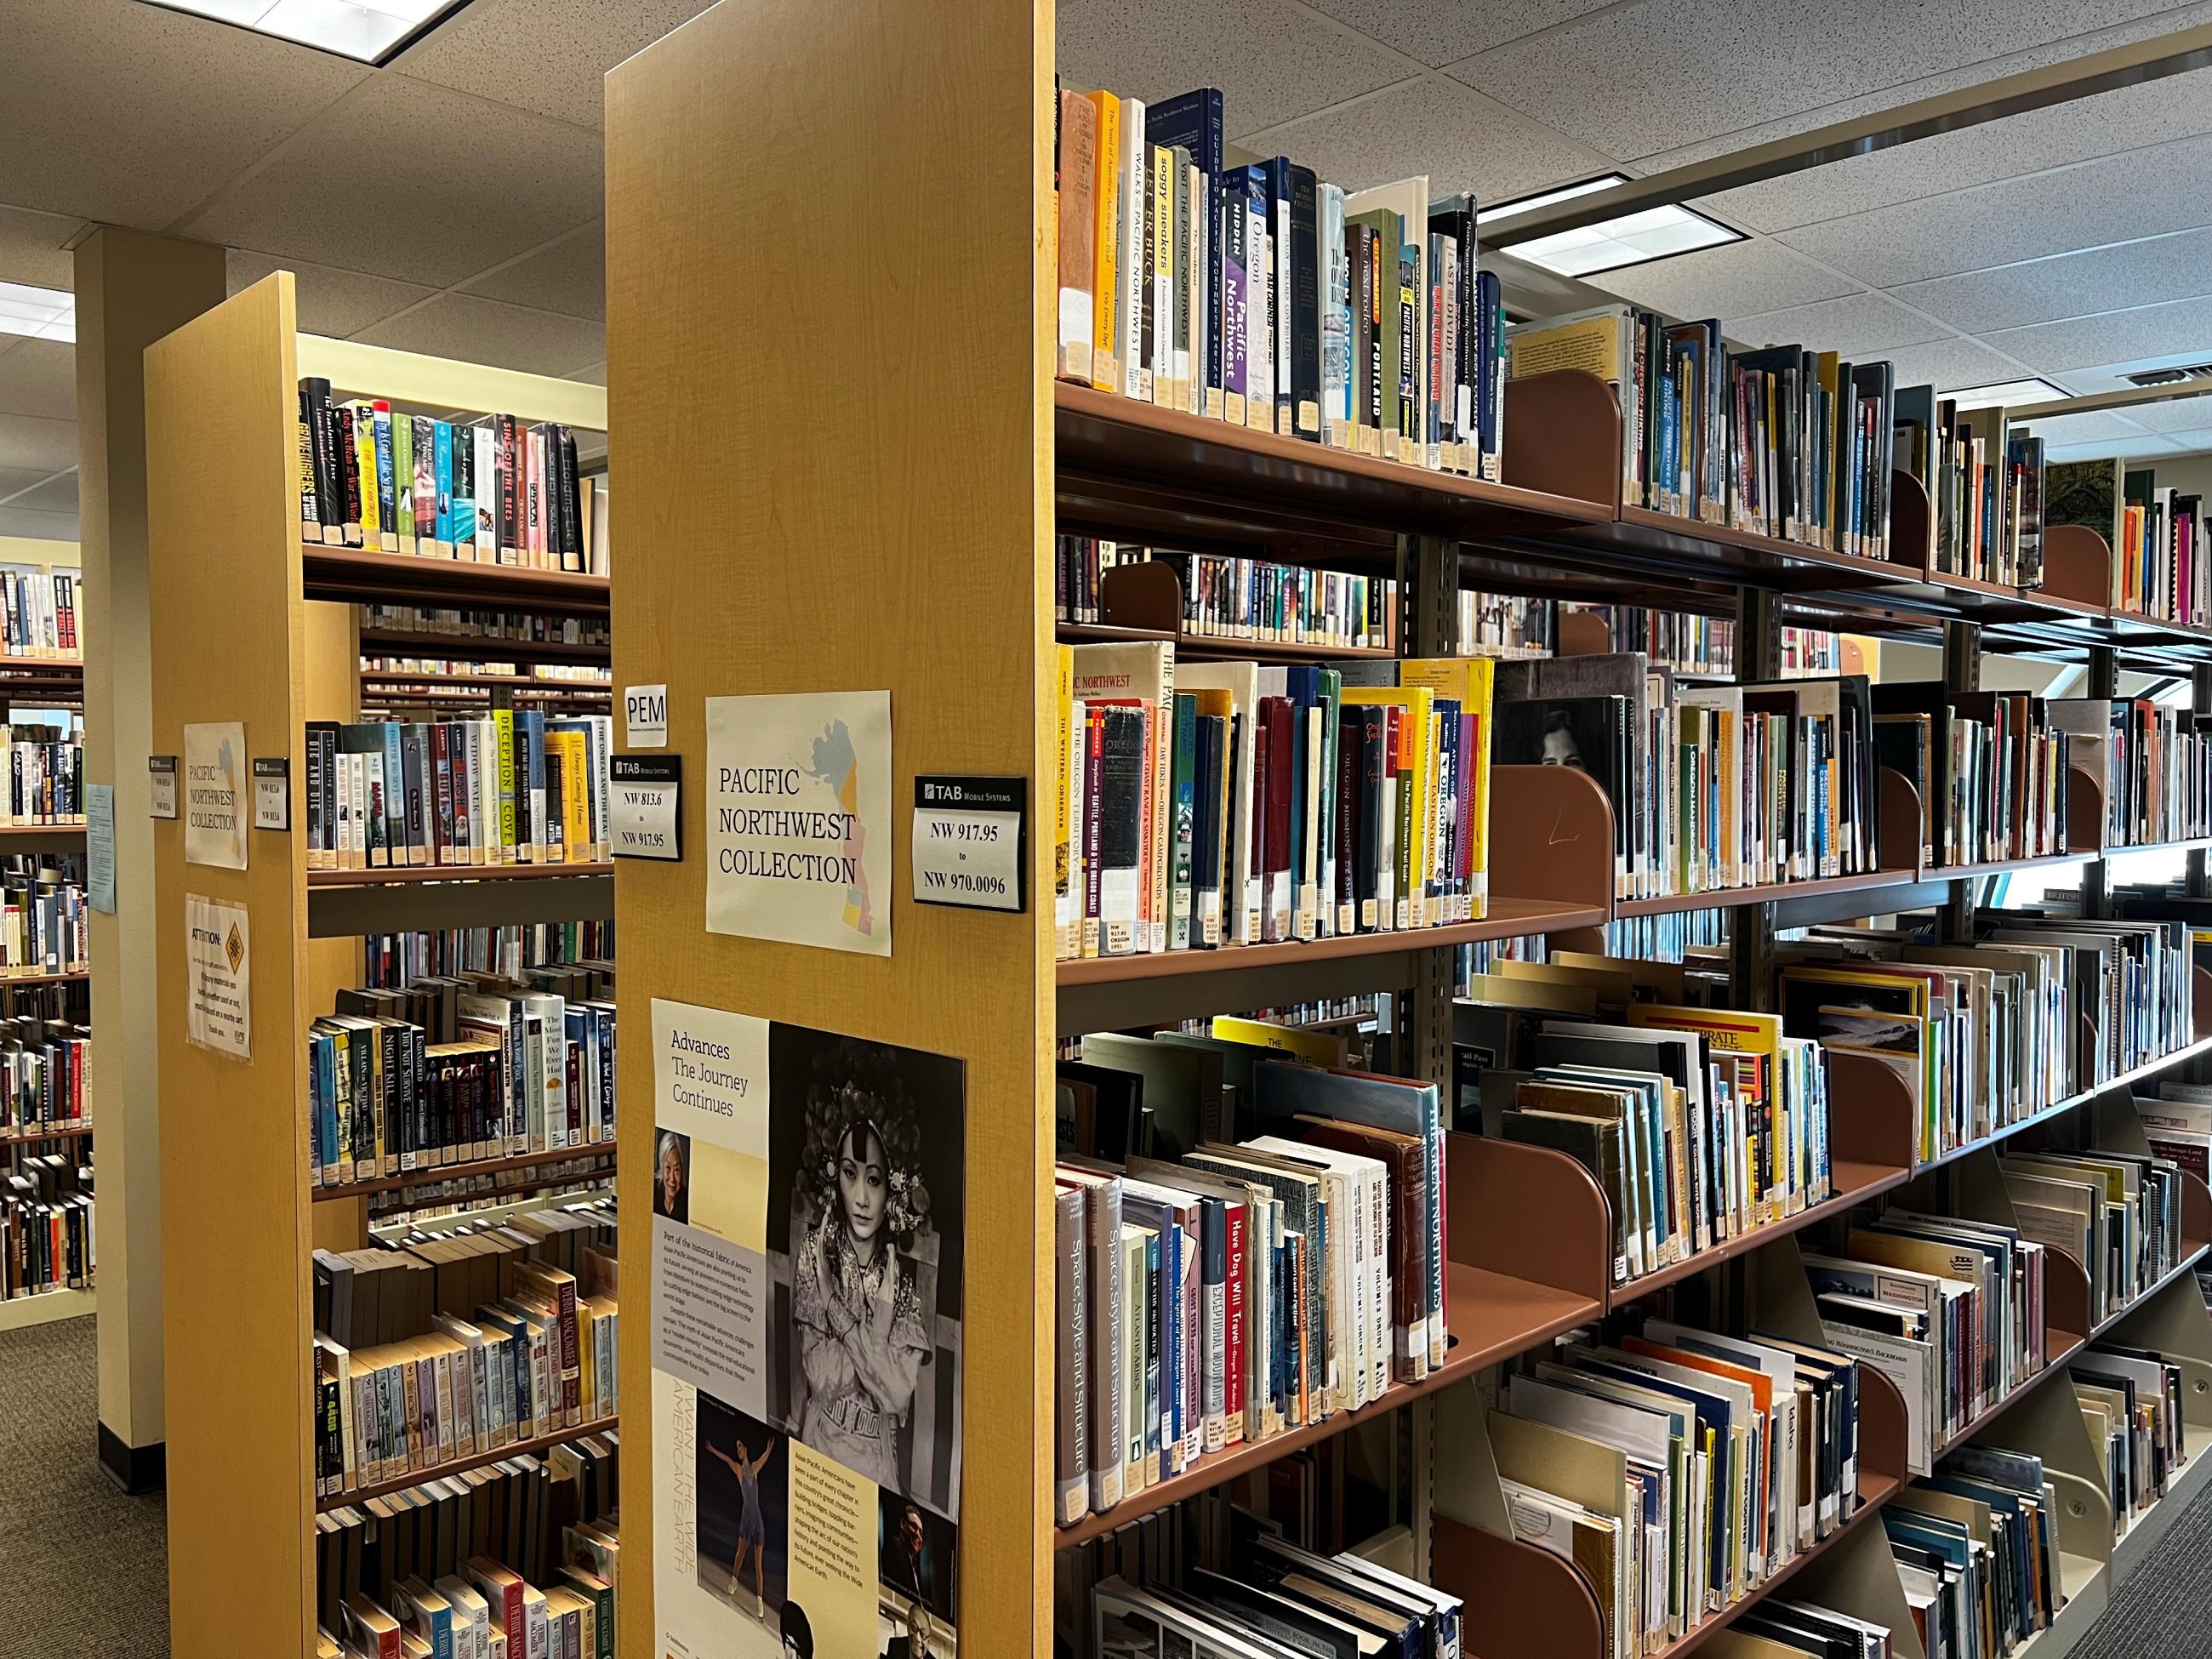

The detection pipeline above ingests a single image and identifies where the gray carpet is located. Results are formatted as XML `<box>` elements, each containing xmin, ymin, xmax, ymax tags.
<box><xmin>0</xmin><ymin>1311</ymin><xmax>168</xmax><ymax>1658</ymax></box>
<box><xmin>2067</xmin><ymin>1468</ymin><xmax>2212</xmax><ymax>1659</ymax></box>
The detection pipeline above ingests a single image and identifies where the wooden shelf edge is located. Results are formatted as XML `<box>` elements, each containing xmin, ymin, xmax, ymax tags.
<box><xmin>1052</xmin><ymin>1274</ymin><xmax>1601</xmax><ymax>1550</ymax></box>
<box><xmin>1054</xmin><ymin>899</ymin><xmax>1608</xmax><ymax>987</ymax></box>
<box><xmin>356</xmin><ymin>629</ymin><xmax>610</xmax><ymax>668</ymax></box>
<box><xmin>316</xmin><ymin>1413</ymin><xmax>619</xmax><ymax>1512</ymax></box>
<box><xmin>1616</xmin><ymin>866</ymin><xmax>1919</xmax><ymax>920</ymax></box>
<box><xmin>307</xmin><ymin>863</ymin><xmax>615</xmax><ymax>887</ymax></box>
<box><xmin>0</xmin><ymin>1120</ymin><xmax>91</xmax><ymax>1143</ymax></box>
<box><xmin>302</xmin><ymin>545</ymin><xmax>610</xmax><ymax>613</ymax></box>
<box><xmin>0</xmin><ymin>969</ymin><xmax>88</xmax><ymax>985</ymax></box>
<box><xmin>311</xmin><ymin>1141</ymin><xmax>615</xmax><ymax>1202</ymax></box>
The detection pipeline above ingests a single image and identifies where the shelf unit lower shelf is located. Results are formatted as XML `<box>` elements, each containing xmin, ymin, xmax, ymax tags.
<box><xmin>1054</xmin><ymin>1262</ymin><xmax>1601</xmax><ymax>1548</ymax></box>
<box><xmin>0</xmin><ymin>1286</ymin><xmax>94</xmax><ymax>1332</ymax></box>
<box><xmin>312</xmin><ymin>1142</ymin><xmax>617</xmax><ymax>1203</ymax></box>
<box><xmin>316</xmin><ymin>1414</ymin><xmax>621</xmax><ymax>1513</ymax></box>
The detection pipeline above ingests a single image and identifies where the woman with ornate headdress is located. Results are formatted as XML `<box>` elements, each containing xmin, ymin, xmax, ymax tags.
<box><xmin>791</xmin><ymin>1040</ymin><xmax>933</xmax><ymax>1492</ymax></box>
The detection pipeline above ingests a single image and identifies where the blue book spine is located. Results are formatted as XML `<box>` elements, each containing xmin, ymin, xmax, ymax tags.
<box><xmin>434</xmin><ymin>419</ymin><xmax>455</xmax><ymax>543</ymax></box>
<box><xmin>1148</xmin><ymin>88</ymin><xmax>1224</xmax><ymax>396</ymax></box>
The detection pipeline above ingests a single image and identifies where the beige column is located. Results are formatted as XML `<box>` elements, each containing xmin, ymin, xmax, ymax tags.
<box><xmin>75</xmin><ymin>225</ymin><xmax>227</xmax><ymax>1490</ymax></box>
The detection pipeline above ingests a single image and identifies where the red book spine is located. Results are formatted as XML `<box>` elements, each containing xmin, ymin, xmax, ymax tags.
<box><xmin>1083</xmin><ymin>707</ymin><xmax>1104</xmax><ymax>946</ymax></box>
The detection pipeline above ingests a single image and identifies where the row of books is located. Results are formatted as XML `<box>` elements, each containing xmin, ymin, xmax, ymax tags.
<box><xmin>3</xmin><ymin>1150</ymin><xmax>88</xmax><ymax>1300</ymax></box>
<box><xmin>1511</xmin><ymin>307</ymin><xmax>1900</xmax><ymax>560</ymax></box>
<box><xmin>316</xmin><ymin>1446</ymin><xmax>618</xmax><ymax>1658</ymax></box>
<box><xmin>1885</xmin><ymin>1444</ymin><xmax>2061</xmax><ymax>1658</ymax></box>
<box><xmin>1462</xmin><ymin>590</ymin><xmax>1555</xmax><ymax>658</ymax></box>
<box><xmin>1054</xmin><ymin>1017</ymin><xmax>1444</xmax><ymax>1519</ymax></box>
<box><xmin>362</xmin><ymin>658</ymin><xmax>613</xmax><ymax>691</ymax></box>
<box><xmin>363</xmin><ymin>928</ymin><xmax>614</xmax><ymax>990</ymax></box>
<box><xmin>1053</xmin><ymin>643</ymin><xmax>1496</xmax><ymax>958</ymax></box>
<box><xmin>0</xmin><ymin>723</ymin><xmax>81</xmax><ymax>827</ymax></box>
<box><xmin>2004</xmin><ymin>1139</ymin><xmax>2191</xmax><ymax>1330</ymax></box>
<box><xmin>2073</xmin><ymin>698</ymin><xmax>2212</xmax><ymax>848</ymax></box>
<box><xmin>309</xmin><ymin>977</ymin><xmax>616</xmax><ymax>1187</ymax></box>
<box><xmin>1498</xmin><ymin>653</ymin><xmax>1884</xmax><ymax>899</ymax></box>
<box><xmin>1896</xmin><ymin>395</ymin><xmax>2043</xmax><ymax>587</ymax></box>
<box><xmin>367</xmin><ymin>1164</ymin><xmax>612</xmax><ymax>1233</ymax></box>
<box><xmin>1487</xmin><ymin>1001</ymin><xmax>1831</xmax><ymax>1287</ymax></box>
<box><xmin>0</xmin><ymin>858</ymin><xmax>87</xmax><ymax>977</ymax></box>
<box><xmin>1053</xmin><ymin>83</ymin><xmax>1504</xmax><ymax>478</ymax></box>
<box><xmin>1056</xmin><ymin>538</ymin><xmax>1402</xmax><ymax>651</ymax></box>
<box><xmin>1810</xmin><ymin>1207</ymin><xmax>2050</xmax><ymax>1476</ymax></box>
<box><xmin>0</xmin><ymin>565</ymin><xmax>79</xmax><ymax>660</ymax></box>
<box><xmin>2076</xmin><ymin>1337</ymin><xmax>2192</xmax><ymax>1542</ymax></box>
<box><xmin>305</xmin><ymin>714</ymin><xmax>613</xmax><ymax>871</ymax></box>
<box><xmin>297</xmin><ymin>378</ymin><xmax>604</xmax><ymax>577</ymax></box>
<box><xmin>1492</xmin><ymin>1317</ymin><xmax>1867</xmax><ymax>1657</ymax></box>
<box><xmin>361</xmin><ymin>605</ymin><xmax>611</xmax><ymax>651</ymax></box>
<box><xmin>2045</xmin><ymin>454</ymin><xmax>2209</xmax><ymax>623</ymax></box>
<box><xmin>1568</xmin><ymin>605</ymin><xmax>1844</xmax><ymax>681</ymax></box>
<box><xmin>0</xmin><ymin>1016</ymin><xmax>85</xmax><ymax>1137</ymax></box>
<box><xmin>1875</xmin><ymin>688</ymin><xmax>2095</xmax><ymax>868</ymax></box>
<box><xmin>1091</xmin><ymin>1528</ymin><xmax>1462</xmax><ymax>1657</ymax></box>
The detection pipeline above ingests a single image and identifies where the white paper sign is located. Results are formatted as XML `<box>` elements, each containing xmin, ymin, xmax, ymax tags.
<box><xmin>624</xmin><ymin>682</ymin><xmax>670</xmax><ymax>749</ymax></box>
<box><xmin>183</xmin><ymin>722</ymin><xmax>248</xmax><ymax>869</ymax></box>
<box><xmin>88</xmin><ymin>784</ymin><xmax>116</xmax><ymax>915</ymax></box>
<box><xmin>611</xmin><ymin>755</ymin><xmax>681</xmax><ymax>860</ymax></box>
<box><xmin>185</xmin><ymin>893</ymin><xmax>252</xmax><ymax>1059</ymax></box>
<box><xmin>705</xmin><ymin>691</ymin><xmax>891</xmax><ymax>955</ymax></box>
<box><xmin>911</xmin><ymin>775</ymin><xmax>1025</xmax><ymax>912</ymax></box>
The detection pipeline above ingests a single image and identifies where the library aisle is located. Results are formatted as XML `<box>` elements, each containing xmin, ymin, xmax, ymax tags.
<box><xmin>0</xmin><ymin>1314</ymin><xmax>164</xmax><ymax>1659</ymax></box>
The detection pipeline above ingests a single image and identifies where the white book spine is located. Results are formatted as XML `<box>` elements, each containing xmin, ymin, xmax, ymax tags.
<box><xmin>1119</xmin><ymin>97</ymin><xmax>1147</xmax><ymax>402</ymax></box>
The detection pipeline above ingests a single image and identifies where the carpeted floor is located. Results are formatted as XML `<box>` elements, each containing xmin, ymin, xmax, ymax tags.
<box><xmin>0</xmin><ymin>1311</ymin><xmax>167</xmax><ymax>1659</ymax></box>
<box><xmin>2073</xmin><ymin>1468</ymin><xmax>2212</xmax><ymax>1659</ymax></box>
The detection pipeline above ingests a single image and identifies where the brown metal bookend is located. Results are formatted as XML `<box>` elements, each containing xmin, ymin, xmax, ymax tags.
<box><xmin>2195</xmin><ymin>966</ymin><xmax>2212</xmax><ymax>1041</ymax></box>
<box><xmin>1488</xmin><ymin>762</ymin><xmax>1617</xmax><ymax>910</ymax></box>
<box><xmin>2046</xmin><ymin>1246</ymin><xmax>2090</xmax><ymax>1353</ymax></box>
<box><xmin>1500</xmin><ymin>371</ymin><xmax>1625</xmax><ymax>511</ymax></box>
<box><xmin>1823</xmin><ymin>1050</ymin><xmax>1919</xmax><ymax>1177</ymax></box>
<box><xmin>1556</xmin><ymin>607</ymin><xmax>1614</xmax><ymax>658</ymax></box>
<box><xmin>1097</xmin><ymin>560</ymin><xmax>1185</xmax><ymax>635</ymax></box>
<box><xmin>2042</xmin><ymin>525</ymin><xmax>2113</xmax><ymax>610</ymax></box>
<box><xmin>2064</xmin><ymin>762</ymin><xmax>2105</xmax><ymax>855</ymax></box>
<box><xmin>1451</xmin><ymin>1131</ymin><xmax>1612</xmax><ymax>1308</ymax></box>
<box><xmin>1888</xmin><ymin>470</ymin><xmax>1939</xmax><ymax>572</ymax></box>
<box><xmin>1878</xmin><ymin>766</ymin><xmax>1926</xmax><ymax>877</ymax></box>
<box><xmin>1434</xmin><ymin>1515</ymin><xmax>1608</xmax><ymax>1659</ymax></box>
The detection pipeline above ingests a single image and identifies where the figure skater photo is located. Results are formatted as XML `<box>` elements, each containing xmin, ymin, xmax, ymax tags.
<box><xmin>705</xmin><ymin>1430</ymin><xmax>777</xmax><ymax>1615</ymax></box>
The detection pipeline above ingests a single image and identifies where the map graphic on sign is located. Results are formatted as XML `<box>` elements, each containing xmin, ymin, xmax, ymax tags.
<box><xmin>806</xmin><ymin>721</ymin><xmax>872</xmax><ymax>940</ymax></box>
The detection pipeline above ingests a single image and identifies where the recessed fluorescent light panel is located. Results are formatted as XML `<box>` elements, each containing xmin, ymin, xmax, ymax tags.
<box><xmin>140</xmin><ymin>0</ymin><xmax>475</xmax><ymax>65</ymax></box>
<box><xmin>1503</xmin><ymin>203</ymin><xmax>1743</xmax><ymax>278</ymax></box>
<box><xmin>1476</xmin><ymin>174</ymin><xmax>1632</xmax><ymax>227</ymax></box>
<box><xmin>1947</xmin><ymin>377</ymin><xmax>2067</xmax><ymax>410</ymax></box>
<box><xmin>0</xmin><ymin>282</ymin><xmax>74</xmax><ymax>345</ymax></box>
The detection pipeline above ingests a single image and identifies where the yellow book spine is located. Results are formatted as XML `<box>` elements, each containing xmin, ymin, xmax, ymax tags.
<box><xmin>1088</xmin><ymin>91</ymin><xmax>1120</xmax><ymax>394</ymax></box>
<box><xmin>559</xmin><ymin>732</ymin><xmax>590</xmax><ymax>858</ymax></box>
<box><xmin>1466</xmin><ymin>657</ymin><xmax>1493</xmax><ymax>919</ymax></box>
<box><xmin>351</xmin><ymin>403</ymin><xmax>380</xmax><ymax>541</ymax></box>
<box><xmin>1210</xmin><ymin>1015</ymin><xmax>1344</xmax><ymax>1068</ymax></box>
<box><xmin>1055</xmin><ymin>644</ymin><xmax>1073</xmax><ymax>944</ymax></box>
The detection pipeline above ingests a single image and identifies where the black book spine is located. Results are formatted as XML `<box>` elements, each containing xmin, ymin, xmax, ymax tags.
<box><xmin>497</xmin><ymin>413</ymin><xmax>521</xmax><ymax>555</ymax></box>
<box><xmin>556</xmin><ymin>428</ymin><xmax>583</xmax><ymax>569</ymax></box>
<box><xmin>304</xmin><ymin>377</ymin><xmax>338</xmax><ymax>530</ymax></box>
<box><xmin>332</xmin><ymin>405</ymin><xmax>362</xmax><ymax>544</ymax></box>
<box><xmin>1290</xmin><ymin>165</ymin><xmax>1320</xmax><ymax>442</ymax></box>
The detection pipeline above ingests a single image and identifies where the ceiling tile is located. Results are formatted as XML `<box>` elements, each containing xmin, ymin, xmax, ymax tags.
<box><xmin>182</xmin><ymin>73</ymin><xmax>602</xmax><ymax>288</ymax></box>
<box><xmin>461</xmin><ymin>222</ymin><xmax>605</xmax><ymax>322</ymax></box>
<box><xmin>1778</xmin><ymin>132</ymin><xmax>2212</xmax><ymax>289</ymax></box>
<box><xmin>0</xmin><ymin>0</ymin><xmax>367</xmax><ymax>230</ymax></box>
<box><xmin>351</xmin><ymin>293</ymin><xmax>605</xmax><ymax>379</ymax></box>
<box><xmin>1297</xmin><ymin>0</ymin><xmax>1620</xmax><ymax>68</ymax></box>
<box><xmin>1697</xmin><ymin>66</ymin><xmax>2212</xmax><ymax>234</ymax></box>
<box><xmin>0</xmin><ymin>340</ymin><xmax>76</xmax><ymax>423</ymax></box>
<box><xmin>566</xmin><ymin>362</ymin><xmax>607</xmax><ymax>386</ymax></box>
<box><xmin>2</xmin><ymin>471</ymin><xmax>76</xmax><ymax>514</ymax></box>
<box><xmin>1982</xmin><ymin>293</ymin><xmax>2212</xmax><ymax>375</ymax></box>
<box><xmin>1727</xmin><ymin>291</ymin><xmax>1950</xmax><ymax>357</ymax></box>
<box><xmin>0</xmin><ymin>506</ymin><xmax>76</xmax><ymax>543</ymax></box>
<box><xmin>0</xmin><ymin>205</ymin><xmax>85</xmax><ymax>291</ymax></box>
<box><xmin>392</xmin><ymin>0</ymin><xmax>715</xmax><ymax>128</ymax></box>
<box><xmin>2044</xmin><ymin>435</ymin><xmax>2186</xmax><ymax>462</ymax></box>
<box><xmin>2132</xmin><ymin>428</ymin><xmax>2212</xmax><ymax>453</ymax></box>
<box><xmin>1238</xmin><ymin>75</ymin><xmax>1617</xmax><ymax>200</ymax></box>
<box><xmin>2109</xmin><ymin>396</ymin><xmax>2212</xmax><ymax>434</ymax></box>
<box><xmin>1588</xmin><ymin>237</ymin><xmax>1858</xmax><ymax>322</ymax></box>
<box><xmin>0</xmin><ymin>413</ymin><xmax>78</xmax><ymax>476</ymax></box>
<box><xmin>226</xmin><ymin>250</ymin><xmax>432</xmax><ymax>338</ymax></box>
<box><xmin>2013</xmin><ymin>408</ymin><xmax>2154</xmax><ymax>445</ymax></box>
<box><xmin>1878</xmin><ymin>334</ymin><xmax>2035</xmax><ymax>396</ymax></box>
<box><xmin>0</xmin><ymin>467</ymin><xmax>55</xmax><ymax>502</ymax></box>
<box><xmin>1058</xmin><ymin>0</ymin><xmax>1413</xmax><ymax>140</ymax></box>
<box><xmin>1445</xmin><ymin>0</ymin><xmax>2177</xmax><ymax>163</ymax></box>
<box><xmin>1889</xmin><ymin>228</ymin><xmax>2212</xmax><ymax>335</ymax></box>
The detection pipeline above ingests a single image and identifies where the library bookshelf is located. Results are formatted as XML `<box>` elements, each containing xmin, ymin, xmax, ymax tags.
<box><xmin>598</xmin><ymin>8</ymin><xmax>2212</xmax><ymax>1659</ymax></box>
<box><xmin>144</xmin><ymin>277</ymin><xmax>613</xmax><ymax>1658</ymax></box>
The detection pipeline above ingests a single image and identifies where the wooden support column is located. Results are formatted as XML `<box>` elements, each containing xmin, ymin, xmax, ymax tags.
<box><xmin>605</xmin><ymin>3</ymin><xmax>1052</xmax><ymax>1654</ymax></box>
<box><xmin>74</xmin><ymin>224</ymin><xmax>227</xmax><ymax>1492</ymax></box>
